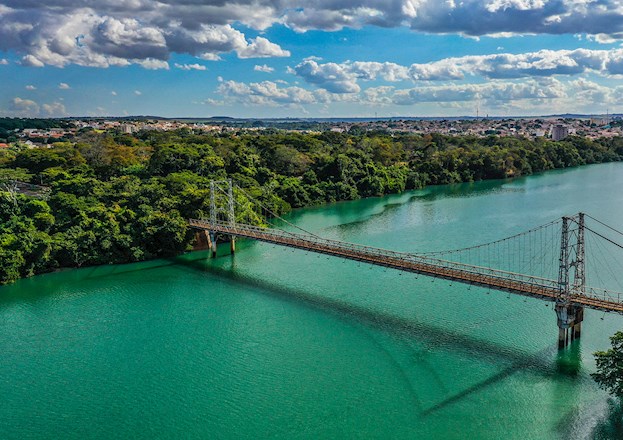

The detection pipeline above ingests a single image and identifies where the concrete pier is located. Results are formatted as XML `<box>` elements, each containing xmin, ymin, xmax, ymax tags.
<box><xmin>230</xmin><ymin>237</ymin><xmax>236</xmax><ymax>254</ymax></box>
<box><xmin>555</xmin><ymin>304</ymin><xmax>584</xmax><ymax>349</ymax></box>
<box><xmin>210</xmin><ymin>232</ymin><xmax>217</xmax><ymax>258</ymax></box>
<box><xmin>192</xmin><ymin>230</ymin><xmax>211</xmax><ymax>251</ymax></box>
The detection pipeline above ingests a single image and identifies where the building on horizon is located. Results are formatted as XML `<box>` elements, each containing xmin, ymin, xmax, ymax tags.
<box><xmin>120</xmin><ymin>124</ymin><xmax>136</xmax><ymax>134</ymax></box>
<box><xmin>551</xmin><ymin>124</ymin><xmax>569</xmax><ymax>141</ymax></box>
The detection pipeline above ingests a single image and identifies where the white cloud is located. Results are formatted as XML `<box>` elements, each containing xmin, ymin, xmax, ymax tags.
<box><xmin>134</xmin><ymin>90</ymin><xmax>142</xmax><ymax>95</ymax></box>
<box><xmin>291</xmin><ymin>60</ymin><xmax>360</xmax><ymax>93</ymax></box>
<box><xmin>8</xmin><ymin>96</ymin><xmax>68</xmax><ymax>117</ymax></box>
<box><xmin>58</xmin><ymin>82</ymin><xmax>70</xmax><ymax>89</ymax></box>
<box><xmin>213</xmin><ymin>75</ymin><xmax>623</xmax><ymax>115</ymax></box>
<box><xmin>202</xmin><ymin>98</ymin><xmax>226</xmax><ymax>106</ymax></box>
<box><xmin>3</xmin><ymin>0</ymin><xmax>623</xmax><ymax>71</ymax></box>
<box><xmin>485</xmin><ymin>0</ymin><xmax>547</xmax><ymax>13</ymax></box>
<box><xmin>392</xmin><ymin>79</ymin><xmax>566</xmax><ymax>106</ymax></box>
<box><xmin>0</xmin><ymin>58</ymin><xmax>8</xmax><ymax>65</ymax></box>
<box><xmin>199</xmin><ymin>53</ymin><xmax>222</xmax><ymax>61</ymax></box>
<box><xmin>20</xmin><ymin>55</ymin><xmax>44</xmax><ymax>67</ymax></box>
<box><xmin>111</xmin><ymin>91</ymin><xmax>117</xmax><ymax>96</ymax></box>
<box><xmin>277</xmin><ymin>0</ymin><xmax>623</xmax><ymax>38</ymax></box>
<box><xmin>137</xmin><ymin>58</ymin><xmax>169</xmax><ymax>70</ymax></box>
<box><xmin>586</xmin><ymin>33</ymin><xmax>622</xmax><ymax>44</ymax></box>
<box><xmin>218</xmin><ymin>79</ymin><xmax>317</xmax><ymax>106</ymax></box>
<box><xmin>288</xmin><ymin>48</ymin><xmax>623</xmax><ymax>96</ymax></box>
<box><xmin>363</xmin><ymin>86</ymin><xmax>396</xmax><ymax>105</ymax></box>
<box><xmin>9</xmin><ymin>97</ymin><xmax>39</xmax><ymax>116</ymax></box>
<box><xmin>175</xmin><ymin>63</ymin><xmax>207</xmax><ymax>71</ymax></box>
<box><xmin>0</xmin><ymin>7</ymin><xmax>288</xmax><ymax>68</ymax></box>
<box><xmin>25</xmin><ymin>85</ymin><xmax>36</xmax><ymax>90</ymax></box>
<box><xmin>237</xmin><ymin>37</ymin><xmax>290</xmax><ymax>59</ymax></box>
<box><xmin>254</xmin><ymin>64</ymin><xmax>274</xmax><ymax>73</ymax></box>
<box><xmin>41</xmin><ymin>101</ymin><xmax>67</xmax><ymax>116</ymax></box>
<box><xmin>349</xmin><ymin>61</ymin><xmax>410</xmax><ymax>81</ymax></box>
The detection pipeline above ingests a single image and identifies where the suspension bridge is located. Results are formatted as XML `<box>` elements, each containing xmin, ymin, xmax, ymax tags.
<box><xmin>190</xmin><ymin>180</ymin><xmax>623</xmax><ymax>349</ymax></box>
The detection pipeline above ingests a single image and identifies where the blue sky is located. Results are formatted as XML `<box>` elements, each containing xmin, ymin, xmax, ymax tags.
<box><xmin>1</xmin><ymin>0</ymin><xmax>623</xmax><ymax>118</ymax></box>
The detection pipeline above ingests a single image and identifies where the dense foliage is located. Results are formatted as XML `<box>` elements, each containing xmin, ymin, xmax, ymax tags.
<box><xmin>593</xmin><ymin>332</ymin><xmax>623</xmax><ymax>398</ymax></box>
<box><xmin>1</xmin><ymin>129</ymin><xmax>623</xmax><ymax>284</ymax></box>
<box><xmin>0</xmin><ymin>118</ymin><xmax>69</xmax><ymax>143</ymax></box>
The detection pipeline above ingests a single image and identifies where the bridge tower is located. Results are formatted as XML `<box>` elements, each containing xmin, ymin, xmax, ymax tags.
<box><xmin>208</xmin><ymin>179</ymin><xmax>236</xmax><ymax>257</ymax></box>
<box><xmin>556</xmin><ymin>213</ymin><xmax>585</xmax><ymax>348</ymax></box>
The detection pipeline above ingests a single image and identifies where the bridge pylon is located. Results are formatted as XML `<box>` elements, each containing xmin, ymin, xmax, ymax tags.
<box><xmin>556</xmin><ymin>213</ymin><xmax>585</xmax><ymax>349</ymax></box>
<box><xmin>208</xmin><ymin>179</ymin><xmax>237</xmax><ymax>257</ymax></box>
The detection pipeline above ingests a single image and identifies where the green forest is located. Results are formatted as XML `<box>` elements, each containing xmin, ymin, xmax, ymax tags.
<box><xmin>2</xmin><ymin>128</ymin><xmax>623</xmax><ymax>284</ymax></box>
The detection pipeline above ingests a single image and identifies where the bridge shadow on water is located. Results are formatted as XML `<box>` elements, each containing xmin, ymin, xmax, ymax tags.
<box><xmin>175</xmin><ymin>255</ymin><xmax>590</xmax><ymax>417</ymax></box>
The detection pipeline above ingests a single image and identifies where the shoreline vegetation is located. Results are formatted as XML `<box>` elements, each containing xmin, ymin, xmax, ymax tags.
<box><xmin>2</xmin><ymin>128</ymin><xmax>623</xmax><ymax>285</ymax></box>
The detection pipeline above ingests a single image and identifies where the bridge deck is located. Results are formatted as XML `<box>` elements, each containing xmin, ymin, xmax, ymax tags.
<box><xmin>189</xmin><ymin>219</ymin><xmax>623</xmax><ymax>314</ymax></box>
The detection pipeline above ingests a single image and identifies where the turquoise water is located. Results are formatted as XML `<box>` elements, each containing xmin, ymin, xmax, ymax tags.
<box><xmin>2</xmin><ymin>163</ymin><xmax>623</xmax><ymax>439</ymax></box>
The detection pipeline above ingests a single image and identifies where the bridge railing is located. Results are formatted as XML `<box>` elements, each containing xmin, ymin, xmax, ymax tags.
<box><xmin>190</xmin><ymin>219</ymin><xmax>623</xmax><ymax>308</ymax></box>
<box><xmin>579</xmin><ymin>286</ymin><xmax>623</xmax><ymax>305</ymax></box>
<box><xmin>191</xmin><ymin>219</ymin><xmax>561</xmax><ymax>287</ymax></box>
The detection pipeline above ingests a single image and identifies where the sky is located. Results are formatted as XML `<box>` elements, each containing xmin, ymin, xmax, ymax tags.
<box><xmin>1</xmin><ymin>0</ymin><xmax>623</xmax><ymax>118</ymax></box>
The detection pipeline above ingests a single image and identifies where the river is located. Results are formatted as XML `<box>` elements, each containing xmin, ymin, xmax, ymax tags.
<box><xmin>2</xmin><ymin>163</ymin><xmax>623</xmax><ymax>439</ymax></box>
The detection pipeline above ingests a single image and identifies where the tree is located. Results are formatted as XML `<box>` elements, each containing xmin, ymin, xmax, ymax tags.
<box><xmin>592</xmin><ymin>332</ymin><xmax>623</xmax><ymax>397</ymax></box>
<box><xmin>0</xmin><ymin>168</ymin><xmax>34</xmax><ymax>211</ymax></box>
<box><xmin>1</xmin><ymin>128</ymin><xmax>622</xmax><ymax>285</ymax></box>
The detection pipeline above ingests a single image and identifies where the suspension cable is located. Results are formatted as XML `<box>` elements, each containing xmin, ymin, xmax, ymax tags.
<box><xmin>584</xmin><ymin>226</ymin><xmax>623</xmax><ymax>251</ymax></box>
<box><xmin>585</xmin><ymin>213</ymin><xmax>623</xmax><ymax>238</ymax></box>
<box><xmin>420</xmin><ymin>218</ymin><xmax>562</xmax><ymax>256</ymax></box>
<box><xmin>218</xmin><ymin>183</ymin><xmax>322</xmax><ymax>238</ymax></box>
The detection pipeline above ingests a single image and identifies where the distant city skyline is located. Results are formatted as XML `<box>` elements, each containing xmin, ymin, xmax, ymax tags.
<box><xmin>2</xmin><ymin>1</ymin><xmax>623</xmax><ymax>118</ymax></box>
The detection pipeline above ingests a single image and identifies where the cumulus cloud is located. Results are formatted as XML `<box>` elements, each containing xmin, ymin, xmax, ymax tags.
<box><xmin>212</xmin><ymin>74</ymin><xmax>623</xmax><ymax>114</ymax></box>
<box><xmin>254</xmin><ymin>64</ymin><xmax>274</xmax><ymax>73</ymax></box>
<box><xmin>9</xmin><ymin>97</ymin><xmax>40</xmax><ymax>116</ymax></box>
<box><xmin>290</xmin><ymin>60</ymin><xmax>360</xmax><ymax>93</ymax></box>
<box><xmin>58</xmin><ymin>82</ymin><xmax>70</xmax><ymax>89</ymax></box>
<box><xmin>20</xmin><ymin>55</ymin><xmax>45</xmax><ymax>67</ymax></box>
<box><xmin>218</xmin><ymin>79</ymin><xmax>319</xmax><ymax>106</ymax></box>
<box><xmin>134</xmin><ymin>90</ymin><xmax>142</xmax><ymax>95</ymax></box>
<box><xmin>288</xmin><ymin>48</ymin><xmax>623</xmax><ymax>94</ymax></box>
<box><xmin>392</xmin><ymin>79</ymin><xmax>566</xmax><ymax>105</ymax></box>
<box><xmin>41</xmin><ymin>101</ymin><xmax>67</xmax><ymax>116</ymax></box>
<box><xmin>137</xmin><ymin>59</ymin><xmax>169</xmax><ymax>69</ymax></box>
<box><xmin>90</xmin><ymin>17</ymin><xmax>168</xmax><ymax>60</ymax></box>
<box><xmin>586</xmin><ymin>33</ymin><xmax>622</xmax><ymax>44</ymax></box>
<box><xmin>432</xmin><ymin>48</ymin><xmax>623</xmax><ymax>79</ymax></box>
<box><xmin>279</xmin><ymin>0</ymin><xmax>623</xmax><ymax>38</ymax></box>
<box><xmin>290</xmin><ymin>59</ymin><xmax>426</xmax><ymax>93</ymax></box>
<box><xmin>8</xmin><ymin>97</ymin><xmax>67</xmax><ymax>117</ymax></box>
<box><xmin>203</xmin><ymin>98</ymin><xmax>226</xmax><ymax>106</ymax></box>
<box><xmin>25</xmin><ymin>85</ymin><xmax>36</xmax><ymax>90</ymax></box>
<box><xmin>0</xmin><ymin>58</ymin><xmax>8</xmax><ymax>65</ymax></box>
<box><xmin>215</xmin><ymin>76</ymin><xmax>563</xmax><ymax>109</ymax></box>
<box><xmin>175</xmin><ymin>63</ymin><xmax>207</xmax><ymax>70</ymax></box>
<box><xmin>237</xmin><ymin>37</ymin><xmax>290</xmax><ymax>58</ymax></box>
<box><xmin>3</xmin><ymin>0</ymin><xmax>623</xmax><ymax>70</ymax></box>
<box><xmin>0</xmin><ymin>6</ymin><xmax>289</xmax><ymax>68</ymax></box>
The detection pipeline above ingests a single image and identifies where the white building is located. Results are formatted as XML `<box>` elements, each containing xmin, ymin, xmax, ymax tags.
<box><xmin>120</xmin><ymin>124</ymin><xmax>136</xmax><ymax>134</ymax></box>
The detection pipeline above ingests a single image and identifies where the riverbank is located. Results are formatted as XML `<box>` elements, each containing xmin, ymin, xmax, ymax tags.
<box><xmin>1</xmin><ymin>130</ymin><xmax>622</xmax><ymax>285</ymax></box>
<box><xmin>2</xmin><ymin>162</ymin><xmax>623</xmax><ymax>439</ymax></box>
